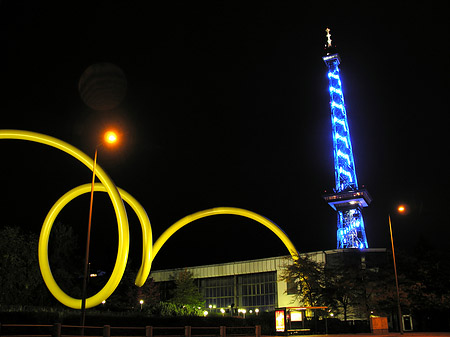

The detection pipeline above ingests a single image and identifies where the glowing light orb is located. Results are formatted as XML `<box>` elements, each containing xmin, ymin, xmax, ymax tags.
<box><xmin>104</xmin><ymin>130</ymin><xmax>118</xmax><ymax>144</ymax></box>
<box><xmin>397</xmin><ymin>205</ymin><xmax>406</xmax><ymax>213</ymax></box>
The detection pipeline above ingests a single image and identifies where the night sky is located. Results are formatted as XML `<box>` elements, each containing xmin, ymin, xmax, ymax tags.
<box><xmin>0</xmin><ymin>2</ymin><xmax>448</xmax><ymax>275</ymax></box>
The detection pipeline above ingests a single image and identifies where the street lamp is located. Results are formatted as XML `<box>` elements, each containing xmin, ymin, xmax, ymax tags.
<box><xmin>80</xmin><ymin>130</ymin><xmax>119</xmax><ymax>334</ymax></box>
<box><xmin>388</xmin><ymin>205</ymin><xmax>406</xmax><ymax>335</ymax></box>
<box><xmin>104</xmin><ymin>130</ymin><xmax>118</xmax><ymax>145</ymax></box>
<box><xmin>238</xmin><ymin>308</ymin><xmax>246</xmax><ymax>318</ymax></box>
<box><xmin>140</xmin><ymin>299</ymin><xmax>144</xmax><ymax>310</ymax></box>
<box><xmin>397</xmin><ymin>205</ymin><xmax>405</xmax><ymax>213</ymax></box>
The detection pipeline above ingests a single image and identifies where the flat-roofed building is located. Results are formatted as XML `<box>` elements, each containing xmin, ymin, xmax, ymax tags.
<box><xmin>150</xmin><ymin>249</ymin><xmax>386</xmax><ymax>315</ymax></box>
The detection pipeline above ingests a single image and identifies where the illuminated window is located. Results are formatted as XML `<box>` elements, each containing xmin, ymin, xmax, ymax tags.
<box><xmin>200</xmin><ymin>276</ymin><xmax>234</xmax><ymax>310</ymax></box>
<box><xmin>238</xmin><ymin>272</ymin><xmax>277</xmax><ymax>311</ymax></box>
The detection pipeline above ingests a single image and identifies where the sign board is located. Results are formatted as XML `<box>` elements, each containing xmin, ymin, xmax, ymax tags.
<box><xmin>275</xmin><ymin>309</ymin><xmax>286</xmax><ymax>332</ymax></box>
<box><xmin>370</xmin><ymin>316</ymin><xmax>388</xmax><ymax>334</ymax></box>
<box><xmin>290</xmin><ymin>311</ymin><xmax>302</xmax><ymax>322</ymax></box>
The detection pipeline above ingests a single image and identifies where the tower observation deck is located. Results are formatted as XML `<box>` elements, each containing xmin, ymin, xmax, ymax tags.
<box><xmin>322</xmin><ymin>28</ymin><xmax>370</xmax><ymax>249</ymax></box>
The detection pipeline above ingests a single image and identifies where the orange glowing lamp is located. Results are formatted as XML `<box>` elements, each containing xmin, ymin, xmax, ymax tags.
<box><xmin>104</xmin><ymin>130</ymin><xmax>118</xmax><ymax>145</ymax></box>
<box><xmin>397</xmin><ymin>205</ymin><xmax>406</xmax><ymax>213</ymax></box>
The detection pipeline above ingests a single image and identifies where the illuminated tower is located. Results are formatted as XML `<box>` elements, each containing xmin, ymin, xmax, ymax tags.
<box><xmin>322</xmin><ymin>28</ymin><xmax>371</xmax><ymax>249</ymax></box>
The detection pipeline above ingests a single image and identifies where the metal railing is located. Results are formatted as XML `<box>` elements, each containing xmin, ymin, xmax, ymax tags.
<box><xmin>0</xmin><ymin>323</ymin><xmax>262</xmax><ymax>337</ymax></box>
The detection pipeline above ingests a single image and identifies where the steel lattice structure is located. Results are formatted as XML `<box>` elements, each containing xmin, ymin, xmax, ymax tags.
<box><xmin>322</xmin><ymin>29</ymin><xmax>371</xmax><ymax>249</ymax></box>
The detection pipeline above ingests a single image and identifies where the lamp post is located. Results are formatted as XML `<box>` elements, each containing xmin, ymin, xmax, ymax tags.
<box><xmin>388</xmin><ymin>205</ymin><xmax>406</xmax><ymax>335</ymax></box>
<box><xmin>80</xmin><ymin>130</ymin><xmax>118</xmax><ymax>335</ymax></box>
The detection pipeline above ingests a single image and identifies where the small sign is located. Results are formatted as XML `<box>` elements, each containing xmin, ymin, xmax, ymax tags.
<box><xmin>291</xmin><ymin>311</ymin><xmax>302</xmax><ymax>322</ymax></box>
<box><xmin>275</xmin><ymin>309</ymin><xmax>286</xmax><ymax>332</ymax></box>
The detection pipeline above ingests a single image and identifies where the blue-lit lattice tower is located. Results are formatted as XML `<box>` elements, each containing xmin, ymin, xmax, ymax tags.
<box><xmin>322</xmin><ymin>28</ymin><xmax>371</xmax><ymax>249</ymax></box>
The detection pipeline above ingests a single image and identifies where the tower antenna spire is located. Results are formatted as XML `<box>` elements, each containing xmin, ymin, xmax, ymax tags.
<box><xmin>325</xmin><ymin>27</ymin><xmax>332</xmax><ymax>47</ymax></box>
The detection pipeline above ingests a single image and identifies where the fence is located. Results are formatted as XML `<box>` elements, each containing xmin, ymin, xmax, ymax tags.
<box><xmin>0</xmin><ymin>323</ymin><xmax>262</xmax><ymax>337</ymax></box>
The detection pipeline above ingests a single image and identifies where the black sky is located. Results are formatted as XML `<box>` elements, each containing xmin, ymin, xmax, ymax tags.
<box><xmin>0</xmin><ymin>2</ymin><xmax>448</xmax><ymax>274</ymax></box>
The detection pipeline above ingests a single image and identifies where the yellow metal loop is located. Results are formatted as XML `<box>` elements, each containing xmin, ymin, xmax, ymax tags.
<box><xmin>40</xmin><ymin>183</ymin><xmax>153</xmax><ymax>308</ymax></box>
<box><xmin>0</xmin><ymin>129</ymin><xmax>299</xmax><ymax>309</ymax></box>
<box><xmin>0</xmin><ymin>130</ymin><xmax>129</xmax><ymax>309</ymax></box>
<box><xmin>152</xmin><ymin>207</ymin><xmax>299</xmax><ymax>262</ymax></box>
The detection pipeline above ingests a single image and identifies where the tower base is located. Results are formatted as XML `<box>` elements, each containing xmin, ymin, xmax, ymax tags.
<box><xmin>323</xmin><ymin>189</ymin><xmax>372</xmax><ymax>249</ymax></box>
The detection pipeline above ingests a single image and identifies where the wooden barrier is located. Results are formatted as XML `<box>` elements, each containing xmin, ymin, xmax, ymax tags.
<box><xmin>0</xmin><ymin>323</ymin><xmax>261</xmax><ymax>337</ymax></box>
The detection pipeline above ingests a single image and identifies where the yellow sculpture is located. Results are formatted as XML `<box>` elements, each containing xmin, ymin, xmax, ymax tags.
<box><xmin>0</xmin><ymin>129</ymin><xmax>299</xmax><ymax>309</ymax></box>
<box><xmin>40</xmin><ymin>183</ymin><xmax>151</xmax><ymax>309</ymax></box>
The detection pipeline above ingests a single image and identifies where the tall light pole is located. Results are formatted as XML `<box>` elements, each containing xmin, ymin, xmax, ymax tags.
<box><xmin>388</xmin><ymin>205</ymin><xmax>406</xmax><ymax>335</ymax></box>
<box><xmin>80</xmin><ymin>130</ymin><xmax>119</xmax><ymax>334</ymax></box>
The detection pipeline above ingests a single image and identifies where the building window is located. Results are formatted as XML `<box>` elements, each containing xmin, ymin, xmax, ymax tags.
<box><xmin>286</xmin><ymin>279</ymin><xmax>297</xmax><ymax>295</ymax></box>
<box><xmin>197</xmin><ymin>271</ymin><xmax>277</xmax><ymax>312</ymax></box>
<box><xmin>200</xmin><ymin>276</ymin><xmax>235</xmax><ymax>311</ymax></box>
<box><xmin>238</xmin><ymin>271</ymin><xmax>277</xmax><ymax>312</ymax></box>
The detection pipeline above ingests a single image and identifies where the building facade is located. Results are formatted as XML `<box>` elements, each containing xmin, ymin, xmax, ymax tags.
<box><xmin>150</xmin><ymin>248</ymin><xmax>387</xmax><ymax>315</ymax></box>
<box><xmin>151</xmin><ymin>255</ymin><xmax>302</xmax><ymax>313</ymax></box>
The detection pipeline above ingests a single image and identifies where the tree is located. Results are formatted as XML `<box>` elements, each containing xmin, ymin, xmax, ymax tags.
<box><xmin>0</xmin><ymin>226</ymin><xmax>43</xmax><ymax>305</ymax></box>
<box><xmin>282</xmin><ymin>248</ymin><xmax>450</xmax><ymax>328</ymax></box>
<box><xmin>323</xmin><ymin>260</ymin><xmax>366</xmax><ymax>321</ymax></box>
<box><xmin>106</xmin><ymin>271</ymin><xmax>161</xmax><ymax>311</ymax></box>
<box><xmin>135</xmin><ymin>277</ymin><xmax>160</xmax><ymax>308</ymax></box>
<box><xmin>48</xmin><ymin>222</ymin><xmax>81</xmax><ymax>298</ymax></box>
<box><xmin>0</xmin><ymin>223</ymin><xmax>81</xmax><ymax>307</ymax></box>
<box><xmin>395</xmin><ymin>246</ymin><xmax>450</xmax><ymax>330</ymax></box>
<box><xmin>170</xmin><ymin>270</ymin><xmax>204</xmax><ymax>310</ymax></box>
<box><xmin>107</xmin><ymin>266</ymin><xmax>143</xmax><ymax>310</ymax></box>
<box><xmin>360</xmin><ymin>264</ymin><xmax>393</xmax><ymax>317</ymax></box>
<box><xmin>280</xmin><ymin>254</ymin><xmax>325</xmax><ymax>306</ymax></box>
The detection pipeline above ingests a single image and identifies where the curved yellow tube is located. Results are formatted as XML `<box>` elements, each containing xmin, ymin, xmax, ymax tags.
<box><xmin>0</xmin><ymin>130</ymin><xmax>129</xmax><ymax>309</ymax></box>
<box><xmin>152</xmin><ymin>207</ymin><xmax>299</xmax><ymax>262</ymax></box>
<box><xmin>40</xmin><ymin>183</ymin><xmax>152</xmax><ymax>308</ymax></box>
<box><xmin>0</xmin><ymin>130</ymin><xmax>299</xmax><ymax>309</ymax></box>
